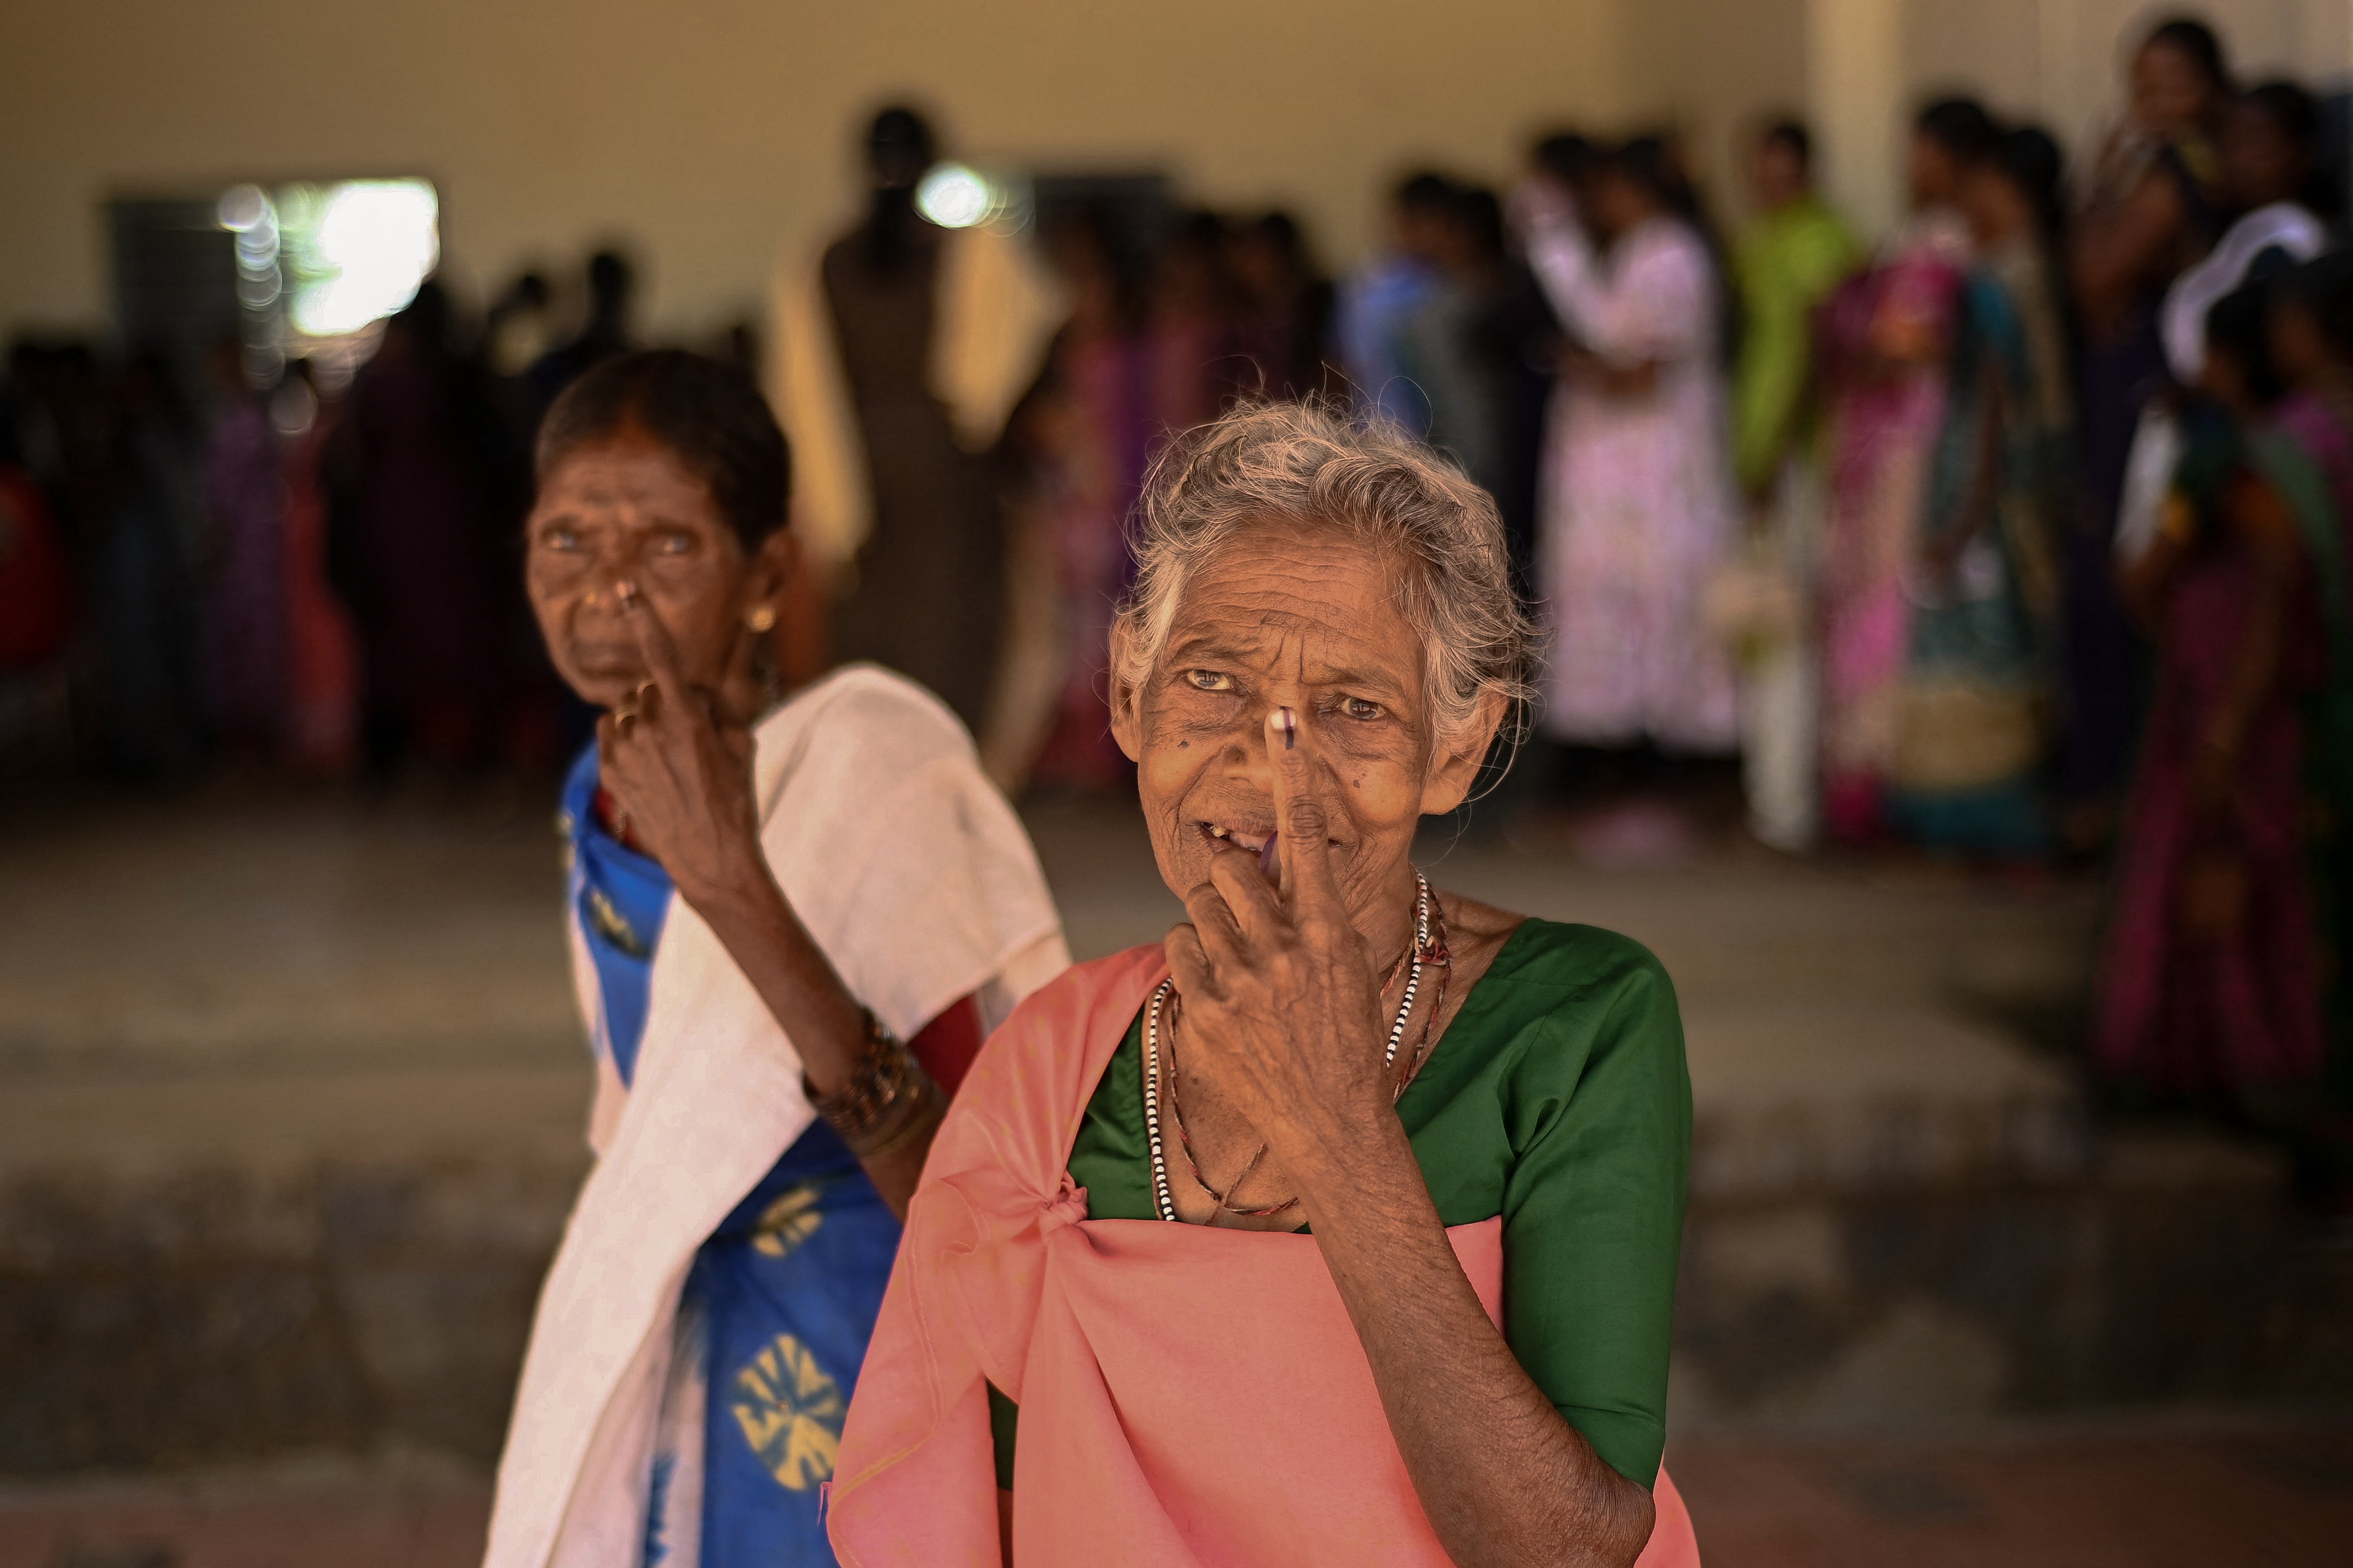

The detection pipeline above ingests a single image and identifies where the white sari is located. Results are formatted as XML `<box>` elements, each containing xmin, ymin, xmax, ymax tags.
<box><xmin>483</xmin><ymin>665</ymin><xmax>1068</xmax><ymax>1568</ymax></box>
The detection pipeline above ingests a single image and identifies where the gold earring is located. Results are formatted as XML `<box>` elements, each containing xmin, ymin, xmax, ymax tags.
<box><xmin>745</xmin><ymin>603</ymin><xmax>778</xmax><ymax>634</ymax></box>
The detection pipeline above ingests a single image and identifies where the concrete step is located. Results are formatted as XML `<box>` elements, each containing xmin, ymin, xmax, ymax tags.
<box><xmin>5</xmin><ymin>1044</ymin><xmax>2345</xmax><ymax>1475</ymax></box>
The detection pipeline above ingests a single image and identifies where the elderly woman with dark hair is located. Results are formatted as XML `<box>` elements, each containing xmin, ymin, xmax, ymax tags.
<box><xmin>483</xmin><ymin>350</ymin><xmax>1067</xmax><ymax>1568</ymax></box>
<box><xmin>829</xmin><ymin>402</ymin><xmax>1699</xmax><ymax>1568</ymax></box>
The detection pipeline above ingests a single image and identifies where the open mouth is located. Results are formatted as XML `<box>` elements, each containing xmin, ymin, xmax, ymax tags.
<box><xmin>1196</xmin><ymin>820</ymin><xmax>1275</xmax><ymax>855</ymax></box>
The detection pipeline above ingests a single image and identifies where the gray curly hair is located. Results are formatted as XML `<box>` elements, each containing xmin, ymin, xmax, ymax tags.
<box><xmin>1111</xmin><ymin>400</ymin><xmax>1537</xmax><ymax>753</ymax></box>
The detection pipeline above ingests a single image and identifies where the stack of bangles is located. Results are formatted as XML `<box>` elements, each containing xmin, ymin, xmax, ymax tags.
<box><xmin>807</xmin><ymin>1011</ymin><xmax>944</xmax><ymax>1160</ymax></box>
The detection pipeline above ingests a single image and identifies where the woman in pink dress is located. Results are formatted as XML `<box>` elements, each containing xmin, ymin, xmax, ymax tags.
<box><xmin>1814</xmin><ymin>99</ymin><xmax>1994</xmax><ymax>842</ymax></box>
<box><xmin>1523</xmin><ymin>137</ymin><xmax>1739</xmax><ymax>754</ymax></box>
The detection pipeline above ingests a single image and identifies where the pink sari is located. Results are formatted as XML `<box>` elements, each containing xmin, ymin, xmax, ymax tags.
<box><xmin>828</xmin><ymin>948</ymin><xmax>1700</xmax><ymax>1568</ymax></box>
<box><xmin>1815</xmin><ymin>216</ymin><xmax>1968</xmax><ymax>840</ymax></box>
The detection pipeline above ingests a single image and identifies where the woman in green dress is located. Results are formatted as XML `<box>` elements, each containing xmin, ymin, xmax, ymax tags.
<box><xmin>828</xmin><ymin>402</ymin><xmax>1698</xmax><ymax>1568</ymax></box>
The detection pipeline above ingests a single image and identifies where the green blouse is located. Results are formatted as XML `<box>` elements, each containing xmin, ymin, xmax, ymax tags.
<box><xmin>995</xmin><ymin>918</ymin><xmax>1692</xmax><ymax>1489</ymax></box>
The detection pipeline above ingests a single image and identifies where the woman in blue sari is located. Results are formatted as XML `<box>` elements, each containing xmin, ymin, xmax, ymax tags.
<box><xmin>1885</xmin><ymin>127</ymin><xmax>2070</xmax><ymax>856</ymax></box>
<box><xmin>485</xmin><ymin>350</ymin><xmax>1067</xmax><ymax>1568</ymax></box>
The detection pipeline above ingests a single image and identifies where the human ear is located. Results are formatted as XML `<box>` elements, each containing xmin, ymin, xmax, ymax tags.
<box><xmin>1106</xmin><ymin>622</ymin><xmax>1144</xmax><ymax>763</ymax></box>
<box><xmin>740</xmin><ymin>528</ymin><xmax>797</xmax><ymax>627</ymax></box>
<box><xmin>1418</xmin><ymin>688</ymin><xmax>1508</xmax><ymax>816</ymax></box>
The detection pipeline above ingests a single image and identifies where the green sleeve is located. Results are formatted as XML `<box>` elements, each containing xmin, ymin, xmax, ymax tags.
<box><xmin>1499</xmin><ymin>936</ymin><xmax>1692</xmax><ymax>1488</ymax></box>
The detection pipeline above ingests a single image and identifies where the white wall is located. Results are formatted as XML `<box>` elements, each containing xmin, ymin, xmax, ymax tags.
<box><xmin>0</xmin><ymin>0</ymin><xmax>1634</xmax><ymax>342</ymax></box>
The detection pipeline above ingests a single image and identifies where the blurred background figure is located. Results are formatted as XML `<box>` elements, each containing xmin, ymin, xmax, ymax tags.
<box><xmin>1226</xmin><ymin>210</ymin><xmax>1336</xmax><ymax>402</ymax></box>
<box><xmin>778</xmin><ymin>105</ymin><xmax>1058</xmax><ymax>736</ymax></box>
<box><xmin>198</xmin><ymin>339</ymin><xmax>289</xmax><ymax>762</ymax></box>
<box><xmin>99</xmin><ymin>348</ymin><xmax>206</xmax><ymax>780</ymax></box>
<box><xmin>1144</xmin><ymin>208</ymin><xmax>1247</xmax><ymax>431</ymax></box>
<box><xmin>2261</xmin><ymin>254</ymin><xmax>2353</xmax><ymax>1131</ymax></box>
<box><xmin>1335</xmin><ymin>171</ymin><xmax>1459</xmax><ymax>434</ymax></box>
<box><xmin>1522</xmin><ymin>134</ymin><xmax>1742</xmax><ymax>850</ymax></box>
<box><xmin>0</xmin><ymin>347</ymin><xmax>81</xmax><ymax>774</ymax></box>
<box><xmin>1881</xmin><ymin>121</ymin><xmax>2070</xmax><ymax>859</ymax></box>
<box><xmin>1398</xmin><ymin>183</ymin><xmax>1516</xmax><ymax>522</ymax></box>
<box><xmin>484</xmin><ymin>269</ymin><xmax>555</xmax><ymax>380</ymax></box>
<box><xmin>993</xmin><ymin>204</ymin><xmax>1150</xmax><ymax>794</ymax></box>
<box><xmin>2098</xmin><ymin>282</ymin><xmax>2323</xmax><ymax>1108</ymax></box>
<box><xmin>2159</xmin><ymin>80</ymin><xmax>2332</xmax><ymax>387</ymax></box>
<box><xmin>274</xmin><ymin>357</ymin><xmax>360</xmax><ymax>777</ymax></box>
<box><xmin>1722</xmin><ymin>117</ymin><xmax>1860</xmax><ymax>852</ymax></box>
<box><xmin>2065</xmin><ymin>16</ymin><xmax>2232</xmax><ymax>847</ymax></box>
<box><xmin>528</xmin><ymin>249</ymin><xmax>638</xmax><ymax>410</ymax></box>
<box><xmin>329</xmin><ymin>281</ymin><xmax>531</xmax><ymax>785</ymax></box>
<box><xmin>1814</xmin><ymin>97</ymin><xmax>1992</xmax><ymax>846</ymax></box>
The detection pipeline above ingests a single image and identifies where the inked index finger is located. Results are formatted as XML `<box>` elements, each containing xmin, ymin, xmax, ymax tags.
<box><xmin>1264</xmin><ymin>705</ymin><xmax>1344</xmax><ymax>918</ymax></box>
<box><xmin>619</xmin><ymin>580</ymin><xmax>690</xmax><ymax>701</ymax></box>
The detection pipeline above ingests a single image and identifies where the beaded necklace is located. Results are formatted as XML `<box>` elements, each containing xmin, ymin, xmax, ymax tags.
<box><xmin>1144</xmin><ymin>872</ymin><xmax>1449</xmax><ymax>1224</ymax></box>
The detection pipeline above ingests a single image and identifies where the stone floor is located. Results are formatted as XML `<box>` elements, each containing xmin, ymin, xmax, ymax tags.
<box><xmin>0</xmin><ymin>785</ymin><xmax>2104</xmax><ymax>1192</ymax></box>
<box><xmin>6</xmin><ymin>1422</ymin><xmax>2351</xmax><ymax>1568</ymax></box>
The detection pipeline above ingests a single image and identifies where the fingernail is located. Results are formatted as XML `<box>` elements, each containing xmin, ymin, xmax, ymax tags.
<box><xmin>1279</xmin><ymin>707</ymin><xmax>1296</xmax><ymax>750</ymax></box>
<box><xmin>1258</xmin><ymin>830</ymin><xmax>1280</xmax><ymax>879</ymax></box>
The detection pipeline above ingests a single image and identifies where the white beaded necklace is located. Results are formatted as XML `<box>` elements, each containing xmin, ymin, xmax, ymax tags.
<box><xmin>1144</xmin><ymin>872</ymin><xmax>1435</xmax><ymax>1224</ymax></box>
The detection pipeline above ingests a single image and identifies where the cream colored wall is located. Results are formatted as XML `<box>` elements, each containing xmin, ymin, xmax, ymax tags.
<box><xmin>0</xmin><ymin>0</ymin><xmax>1633</xmax><ymax>342</ymax></box>
<box><xmin>1616</xmin><ymin>0</ymin><xmax>1810</xmax><ymax>230</ymax></box>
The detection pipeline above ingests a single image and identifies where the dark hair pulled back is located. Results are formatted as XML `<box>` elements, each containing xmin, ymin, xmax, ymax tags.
<box><xmin>2143</xmin><ymin>16</ymin><xmax>2231</xmax><ymax>94</ymax></box>
<box><xmin>535</xmin><ymin>349</ymin><xmax>792</xmax><ymax>553</ymax></box>
<box><xmin>1916</xmin><ymin>97</ymin><xmax>1999</xmax><ymax>164</ymax></box>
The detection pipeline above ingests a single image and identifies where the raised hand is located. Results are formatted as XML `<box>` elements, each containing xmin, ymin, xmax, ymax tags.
<box><xmin>596</xmin><ymin>581</ymin><xmax>765</xmax><ymax>906</ymax></box>
<box><xmin>1163</xmin><ymin>706</ymin><xmax>1392</xmax><ymax>1178</ymax></box>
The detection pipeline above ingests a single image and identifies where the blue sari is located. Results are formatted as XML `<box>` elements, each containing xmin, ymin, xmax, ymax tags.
<box><xmin>561</xmin><ymin>746</ymin><xmax>901</xmax><ymax>1568</ymax></box>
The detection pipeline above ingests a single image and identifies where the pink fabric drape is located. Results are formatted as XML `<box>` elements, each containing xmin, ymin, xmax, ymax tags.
<box><xmin>828</xmin><ymin>947</ymin><xmax>1700</xmax><ymax>1568</ymax></box>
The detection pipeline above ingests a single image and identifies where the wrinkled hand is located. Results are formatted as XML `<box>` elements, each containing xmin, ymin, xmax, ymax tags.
<box><xmin>597</xmin><ymin>583</ymin><xmax>764</xmax><ymax>906</ymax></box>
<box><xmin>1163</xmin><ymin>707</ymin><xmax>1391</xmax><ymax>1171</ymax></box>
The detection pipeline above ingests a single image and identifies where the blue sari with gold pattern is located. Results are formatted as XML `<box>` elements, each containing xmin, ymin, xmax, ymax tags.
<box><xmin>562</xmin><ymin>745</ymin><xmax>899</xmax><ymax>1568</ymax></box>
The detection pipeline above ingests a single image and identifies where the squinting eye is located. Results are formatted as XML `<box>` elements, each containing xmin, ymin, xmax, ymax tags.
<box><xmin>1341</xmin><ymin>697</ymin><xmax>1384</xmax><ymax>721</ymax></box>
<box><xmin>653</xmin><ymin>531</ymin><xmax>695</xmax><ymax>556</ymax></box>
<box><xmin>536</xmin><ymin>525</ymin><xmax>580</xmax><ymax>552</ymax></box>
<box><xmin>1184</xmin><ymin>670</ymin><xmax>1235</xmax><ymax>692</ymax></box>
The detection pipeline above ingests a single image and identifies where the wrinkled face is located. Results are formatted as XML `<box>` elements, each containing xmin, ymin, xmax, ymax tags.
<box><xmin>1110</xmin><ymin>524</ymin><xmax>1494</xmax><ymax>929</ymax></box>
<box><xmin>524</xmin><ymin>429</ymin><xmax>778</xmax><ymax>710</ymax></box>
<box><xmin>2133</xmin><ymin>41</ymin><xmax>2217</xmax><ymax>138</ymax></box>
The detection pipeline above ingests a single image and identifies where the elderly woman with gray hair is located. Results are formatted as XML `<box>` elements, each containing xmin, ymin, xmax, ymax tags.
<box><xmin>827</xmin><ymin>402</ymin><xmax>1699</xmax><ymax>1568</ymax></box>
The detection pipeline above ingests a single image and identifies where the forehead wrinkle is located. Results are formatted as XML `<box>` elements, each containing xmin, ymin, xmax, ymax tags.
<box><xmin>1167</xmin><ymin>595</ymin><xmax>1420</xmax><ymax>697</ymax></box>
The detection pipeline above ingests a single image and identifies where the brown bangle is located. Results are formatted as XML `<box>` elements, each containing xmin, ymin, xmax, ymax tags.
<box><xmin>807</xmin><ymin>1010</ymin><xmax>944</xmax><ymax>1160</ymax></box>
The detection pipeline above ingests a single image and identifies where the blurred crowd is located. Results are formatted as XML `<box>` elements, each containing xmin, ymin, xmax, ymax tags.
<box><xmin>0</xmin><ymin>245</ymin><xmax>755</xmax><ymax>791</ymax></box>
<box><xmin>4</xmin><ymin>11</ymin><xmax>2353</xmax><ymax>1128</ymax></box>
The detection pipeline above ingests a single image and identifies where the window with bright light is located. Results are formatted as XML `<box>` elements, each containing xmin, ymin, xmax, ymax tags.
<box><xmin>216</xmin><ymin>177</ymin><xmax>440</xmax><ymax>362</ymax></box>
